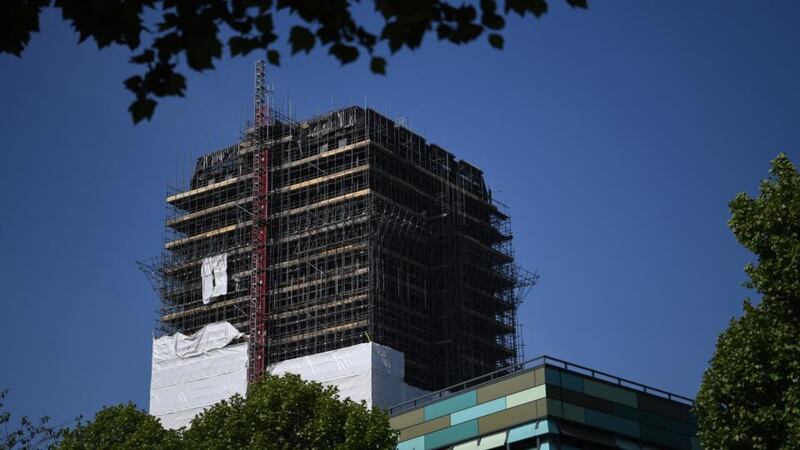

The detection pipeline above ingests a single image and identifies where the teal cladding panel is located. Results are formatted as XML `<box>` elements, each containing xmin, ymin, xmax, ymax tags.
<box><xmin>613</xmin><ymin>403</ymin><xmax>695</xmax><ymax>435</ymax></box>
<box><xmin>452</xmin><ymin>431</ymin><xmax>507</xmax><ymax>450</ymax></box>
<box><xmin>544</xmin><ymin>367</ymin><xmax>562</xmax><ymax>386</ymax></box>
<box><xmin>583</xmin><ymin>380</ymin><xmax>638</xmax><ymax>408</ymax></box>
<box><xmin>562</xmin><ymin>402</ymin><xmax>586</xmax><ymax>424</ymax></box>
<box><xmin>639</xmin><ymin>424</ymin><xmax>691</xmax><ymax>450</ymax></box>
<box><xmin>424</xmin><ymin>420</ymin><xmax>479</xmax><ymax>450</ymax></box>
<box><xmin>560</xmin><ymin>372</ymin><xmax>584</xmax><ymax>393</ymax></box>
<box><xmin>585</xmin><ymin>409</ymin><xmax>640</xmax><ymax>438</ymax></box>
<box><xmin>546</xmin><ymin>399</ymin><xmax>564</xmax><ymax>417</ymax></box>
<box><xmin>397</xmin><ymin>436</ymin><xmax>424</xmax><ymax>450</ymax></box>
<box><xmin>507</xmin><ymin>420</ymin><xmax>556</xmax><ymax>443</ymax></box>
<box><xmin>451</xmin><ymin>398</ymin><xmax>507</xmax><ymax>425</ymax></box>
<box><xmin>424</xmin><ymin>392</ymin><xmax>477</xmax><ymax>421</ymax></box>
<box><xmin>614</xmin><ymin>438</ymin><xmax>641</xmax><ymax>450</ymax></box>
<box><xmin>610</xmin><ymin>403</ymin><xmax>639</xmax><ymax>421</ymax></box>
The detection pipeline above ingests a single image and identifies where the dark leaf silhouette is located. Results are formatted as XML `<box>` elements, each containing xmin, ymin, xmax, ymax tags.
<box><xmin>0</xmin><ymin>0</ymin><xmax>588</xmax><ymax>123</ymax></box>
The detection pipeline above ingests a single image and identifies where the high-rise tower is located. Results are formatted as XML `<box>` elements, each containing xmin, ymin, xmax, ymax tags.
<box><xmin>149</xmin><ymin>82</ymin><xmax>534</xmax><ymax>394</ymax></box>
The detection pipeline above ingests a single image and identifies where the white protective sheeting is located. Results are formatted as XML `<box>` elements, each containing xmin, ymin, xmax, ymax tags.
<box><xmin>270</xmin><ymin>342</ymin><xmax>428</xmax><ymax>409</ymax></box>
<box><xmin>200</xmin><ymin>253</ymin><xmax>228</xmax><ymax>304</ymax></box>
<box><xmin>149</xmin><ymin>322</ymin><xmax>247</xmax><ymax>429</ymax></box>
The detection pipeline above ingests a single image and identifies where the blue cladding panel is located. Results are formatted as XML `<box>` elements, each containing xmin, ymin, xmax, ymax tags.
<box><xmin>424</xmin><ymin>391</ymin><xmax>477</xmax><ymax>421</ymax></box>
<box><xmin>451</xmin><ymin>398</ymin><xmax>507</xmax><ymax>425</ymax></box>
<box><xmin>424</xmin><ymin>420</ymin><xmax>479</xmax><ymax>450</ymax></box>
<box><xmin>397</xmin><ymin>436</ymin><xmax>425</xmax><ymax>450</ymax></box>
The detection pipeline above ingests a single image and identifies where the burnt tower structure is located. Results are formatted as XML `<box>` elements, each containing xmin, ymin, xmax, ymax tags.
<box><xmin>149</xmin><ymin>63</ymin><xmax>536</xmax><ymax>392</ymax></box>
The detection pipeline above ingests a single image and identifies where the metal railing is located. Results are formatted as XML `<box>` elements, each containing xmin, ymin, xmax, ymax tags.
<box><xmin>388</xmin><ymin>355</ymin><xmax>694</xmax><ymax>415</ymax></box>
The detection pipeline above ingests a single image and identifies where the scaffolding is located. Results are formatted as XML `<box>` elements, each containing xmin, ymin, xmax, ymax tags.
<box><xmin>144</xmin><ymin>69</ymin><xmax>536</xmax><ymax>391</ymax></box>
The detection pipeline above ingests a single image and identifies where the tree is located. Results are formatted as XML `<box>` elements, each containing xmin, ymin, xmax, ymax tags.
<box><xmin>57</xmin><ymin>403</ymin><xmax>181</xmax><ymax>450</ymax></box>
<box><xmin>695</xmin><ymin>153</ymin><xmax>800</xmax><ymax>449</ymax></box>
<box><xmin>53</xmin><ymin>374</ymin><xmax>396</xmax><ymax>449</ymax></box>
<box><xmin>1</xmin><ymin>390</ymin><xmax>61</xmax><ymax>450</ymax></box>
<box><xmin>0</xmin><ymin>0</ymin><xmax>587</xmax><ymax>123</ymax></box>
<box><xmin>182</xmin><ymin>374</ymin><xmax>397</xmax><ymax>449</ymax></box>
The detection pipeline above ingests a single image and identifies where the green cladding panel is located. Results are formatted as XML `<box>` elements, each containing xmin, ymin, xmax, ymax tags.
<box><xmin>476</xmin><ymin>372</ymin><xmax>538</xmax><ymax>403</ymax></box>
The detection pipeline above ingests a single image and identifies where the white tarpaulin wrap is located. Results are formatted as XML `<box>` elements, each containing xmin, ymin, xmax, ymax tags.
<box><xmin>270</xmin><ymin>342</ymin><xmax>428</xmax><ymax>409</ymax></box>
<box><xmin>200</xmin><ymin>254</ymin><xmax>227</xmax><ymax>304</ymax></box>
<box><xmin>149</xmin><ymin>322</ymin><xmax>247</xmax><ymax>429</ymax></box>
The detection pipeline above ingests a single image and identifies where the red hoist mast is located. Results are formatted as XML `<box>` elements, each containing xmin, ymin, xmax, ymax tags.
<box><xmin>249</xmin><ymin>60</ymin><xmax>270</xmax><ymax>382</ymax></box>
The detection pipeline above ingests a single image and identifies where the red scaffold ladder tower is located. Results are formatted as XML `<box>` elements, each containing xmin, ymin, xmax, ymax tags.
<box><xmin>249</xmin><ymin>60</ymin><xmax>270</xmax><ymax>382</ymax></box>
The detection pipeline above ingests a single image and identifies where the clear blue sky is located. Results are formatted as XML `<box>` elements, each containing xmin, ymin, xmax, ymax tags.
<box><xmin>2</xmin><ymin>1</ymin><xmax>799</xmax><ymax>426</ymax></box>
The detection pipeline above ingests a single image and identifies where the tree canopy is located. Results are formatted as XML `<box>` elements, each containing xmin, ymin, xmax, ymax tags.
<box><xmin>0</xmin><ymin>0</ymin><xmax>587</xmax><ymax>123</ymax></box>
<box><xmin>183</xmin><ymin>373</ymin><xmax>396</xmax><ymax>449</ymax></box>
<box><xmin>54</xmin><ymin>374</ymin><xmax>396</xmax><ymax>450</ymax></box>
<box><xmin>695</xmin><ymin>153</ymin><xmax>800</xmax><ymax>449</ymax></box>
<box><xmin>58</xmin><ymin>403</ymin><xmax>180</xmax><ymax>450</ymax></box>
<box><xmin>1</xmin><ymin>390</ymin><xmax>61</xmax><ymax>450</ymax></box>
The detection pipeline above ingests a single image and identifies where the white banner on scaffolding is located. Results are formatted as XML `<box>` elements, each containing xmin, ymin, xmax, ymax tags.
<box><xmin>201</xmin><ymin>253</ymin><xmax>228</xmax><ymax>304</ymax></box>
<box><xmin>269</xmin><ymin>342</ymin><xmax>428</xmax><ymax>409</ymax></box>
<box><xmin>149</xmin><ymin>324</ymin><xmax>428</xmax><ymax>429</ymax></box>
<box><xmin>149</xmin><ymin>322</ymin><xmax>247</xmax><ymax>430</ymax></box>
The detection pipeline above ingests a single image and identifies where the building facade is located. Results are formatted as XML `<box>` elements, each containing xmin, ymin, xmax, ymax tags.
<box><xmin>389</xmin><ymin>356</ymin><xmax>699</xmax><ymax>450</ymax></box>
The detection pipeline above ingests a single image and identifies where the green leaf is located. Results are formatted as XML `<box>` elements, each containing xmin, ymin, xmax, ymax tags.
<box><xmin>505</xmin><ymin>0</ymin><xmax>548</xmax><ymax>17</ymax></box>
<box><xmin>2</xmin><ymin>0</ymin><xmax>590</xmax><ymax>122</ymax></box>
<box><xmin>267</xmin><ymin>49</ymin><xmax>280</xmax><ymax>66</ymax></box>
<box><xmin>329</xmin><ymin>43</ymin><xmax>358</xmax><ymax>64</ymax></box>
<box><xmin>129</xmin><ymin>98</ymin><xmax>157</xmax><ymax>124</ymax></box>
<box><xmin>488</xmin><ymin>33</ymin><xmax>504</xmax><ymax>49</ymax></box>
<box><xmin>229</xmin><ymin>36</ymin><xmax>257</xmax><ymax>57</ymax></box>
<box><xmin>370</xmin><ymin>56</ymin><xmax>386</xmax><ymax>74</ymax></box>
<box><xmin>566</xmin><ymin>0</ymin><xmax>589</xmax><ymax>8</ymax></box>
<box><xmin>130</xmin><ymin>49</ymin><xmax>154</xmax><ymax>64</ymax></box>
<box><xmin>0</xmin><ymin>0</ymin><xmax>47</xmax><ymax>56</ymax></box>
<box><xmin>123</xmin><ymin>75</ymin><xmax>143</xmax><ymax>92</ymax></box>
<box><xmin>289</xmin><ymin>25</ymin><xmax>315</xmax><ymax>54</ymax></box>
